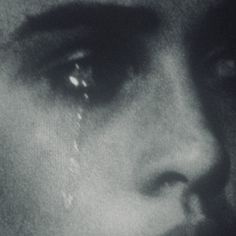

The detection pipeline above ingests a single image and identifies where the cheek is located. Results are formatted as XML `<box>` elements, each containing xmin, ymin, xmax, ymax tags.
<box><xmin>0</xmin><ymin>78</ymin><xmax>86</xmax><ymax>234</ymax></box>
<box><xmin>0</xmin><ymin>75</ymin><xmax>143</xmax><ymax>235</ymax></box>
<box><xmin>0</xmin><ymin>68</ymin><xmax>204</xmax><ymax>236</ymax></box>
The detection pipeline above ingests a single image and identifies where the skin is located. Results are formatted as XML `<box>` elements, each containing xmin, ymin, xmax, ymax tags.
<box><xmin>0</xmin><ymin>0</ymin><xmax>236</xmax><ymax>235</ymax></box>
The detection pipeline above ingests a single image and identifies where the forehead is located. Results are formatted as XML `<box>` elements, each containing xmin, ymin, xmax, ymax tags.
<box><xmin>0</xmin><ymin>0</ymin><xmax>222</xmax><ymax>41</ymax></box>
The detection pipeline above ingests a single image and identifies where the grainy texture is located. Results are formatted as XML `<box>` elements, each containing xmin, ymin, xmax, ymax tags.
<box><xmin>0</xmin><ymin>1</ymin><xmax>236</xmax><ymax>235</ymax></box>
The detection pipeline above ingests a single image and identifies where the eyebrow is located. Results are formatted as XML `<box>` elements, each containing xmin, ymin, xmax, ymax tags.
<box><xmin>16</xmin><ymin>3</ymin><xmax>159</xmax><ymax>39</ymax></box>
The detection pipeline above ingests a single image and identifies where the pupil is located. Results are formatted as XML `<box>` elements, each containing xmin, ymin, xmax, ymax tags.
<box><xmin>67</xmin><ymin>63</ymin><xmax>94</xmax><ymax>89</ymax></box>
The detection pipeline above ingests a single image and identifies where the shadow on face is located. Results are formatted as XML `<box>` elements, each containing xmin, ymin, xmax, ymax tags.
<box><xmin>0</xmin><ymin>0</ymin><xmax>236</xmax><ymax>235</ymax></box>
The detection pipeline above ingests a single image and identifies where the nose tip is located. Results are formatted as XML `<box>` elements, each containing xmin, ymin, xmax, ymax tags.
<box><xmin>189</xmin><ymin>147</ymin><xmax>230</xmax><ymax>198</ymax></box>
<box><xmin>138</xmin><ymin>136</ymin><xmax>230</xmax><ymax>199</ymax></box>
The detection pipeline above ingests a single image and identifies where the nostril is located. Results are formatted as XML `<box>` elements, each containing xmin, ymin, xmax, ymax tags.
<box><xmin>140</xmin><ymin>171</ymin><xmax>188</xmax><ymax>197</ymax></box>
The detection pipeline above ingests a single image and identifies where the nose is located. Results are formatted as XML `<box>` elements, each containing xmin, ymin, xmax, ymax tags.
<box><xmin>133</xmin><ymin>47</ymin><xmax>230</xmax><ymax>202</ymax></box>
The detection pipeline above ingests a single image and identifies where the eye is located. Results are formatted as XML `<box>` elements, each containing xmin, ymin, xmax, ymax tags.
<box><xmin>205</xmin><ymin>53</ymin><xmax>236</xmax><ymax>97</ymax></box>
<box><xmin>40</xmin><ymin>50</ymin><xmax>95</xmax><ymax>103</ymax></box>
<box><xmin>36</xmin><ymin>45</ymin><xmax>134</xmax><ymax>105</ymax></box>
<box><xmin>214</xmin><ymin>58</ymin><xmax>236</xmax><ymax>80</ymax></box>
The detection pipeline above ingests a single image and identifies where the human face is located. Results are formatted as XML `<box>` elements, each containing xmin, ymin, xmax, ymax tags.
<box><xmin>0</xmin><ymin>0</ymin><xmax>236</xmax><ymax>235</ymax></box>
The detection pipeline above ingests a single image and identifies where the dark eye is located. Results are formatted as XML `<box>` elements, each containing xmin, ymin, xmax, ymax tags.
<box><xmin>205</xmin><ymin>52</ymin><xmax>236</xmax><ymax>97</ymax></box>
<box><xmin>214</xmin><ymin>58</ymin><xmax>236</xmax><ymax>80</ymax></box>
<box><xmin>37</xmin><ymin>46</ymin><xmax>133</xmax><ymax>105</ymax></box>
<box><xmin>41</xmin><ymin>50</ymin><xmax>95</xmax><ymax>103</ymax></box>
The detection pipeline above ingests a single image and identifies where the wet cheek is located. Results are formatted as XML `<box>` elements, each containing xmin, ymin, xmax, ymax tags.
<box><xmin>0</xmin><ymin>78</ymin><xmax>144</xmax><ymax>235</ymax></box>
<box><xmin>0</xmin><ymin>73</ymin><xmax>141</xmax><ymax>233</ymax></box>
<box><xmin>0</xmin><ymin>79</ymin><xmax>88</xmax><ymax>232</ymax></box>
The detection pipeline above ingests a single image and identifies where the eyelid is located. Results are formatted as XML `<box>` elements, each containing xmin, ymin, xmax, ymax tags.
<box><xmin>67</xmin><ymin>49</ymin><xmax>91</xmax><ymax>61</ymax></box>
<box><xmin>34</xmin><ymin>48</ymin><xmax>92</xmax><ymax>76</ymax></box>
<box><xmin>17</xmin><ymin>28</ymin><xmax>98</xmax><ymax>75</ymax></box>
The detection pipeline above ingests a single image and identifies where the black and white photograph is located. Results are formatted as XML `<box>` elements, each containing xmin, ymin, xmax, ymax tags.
<box><xmin>0</xmin><ymin>0</ymin><xmax>236</xmax><ymax>235</ymax></box>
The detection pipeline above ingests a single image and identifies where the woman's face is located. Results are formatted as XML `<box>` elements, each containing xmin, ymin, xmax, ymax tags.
<box><xmin>0</xmin><ymin>0</ymin><xmax>236</xmax><ymax>235</ymax></box>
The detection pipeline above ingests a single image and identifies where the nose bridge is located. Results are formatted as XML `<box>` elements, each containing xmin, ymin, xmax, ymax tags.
<box><xmin>157</xmin><ymin>45</ymin><xmax>205</xmax><ymax>129</ymax></box>
<box><xmin>133</xmin><ymin>44</ymin><xmax>228</xmax><ymax>192</ymax></box>
<box><xmin>159</xmin><ymin>47</ymin><xmax>216</xmax><ymax>145</ymax></box>
<box><xmin>142</xmin><ymin>45</ymin><xmax>215</xmax><ymax>145</ymax></box>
